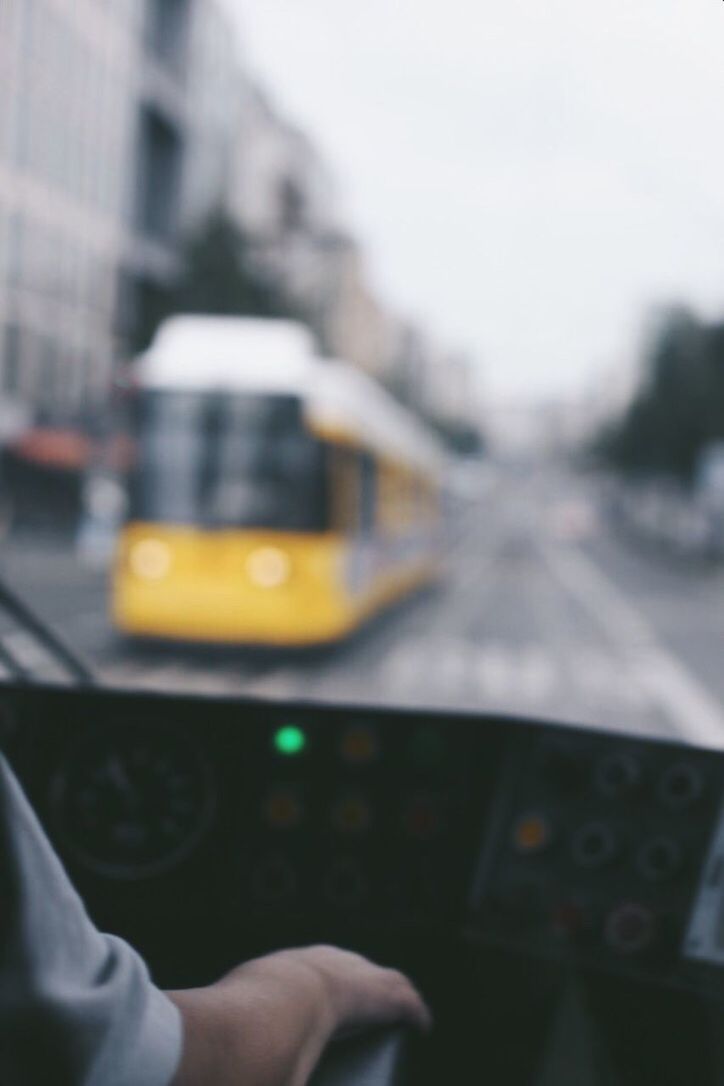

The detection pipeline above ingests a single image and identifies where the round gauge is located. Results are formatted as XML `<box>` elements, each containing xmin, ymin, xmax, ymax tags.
<box><xmin>51</xmin><ymin>727</ymin><xmax>216</xmax><ymax>879</ymax></box>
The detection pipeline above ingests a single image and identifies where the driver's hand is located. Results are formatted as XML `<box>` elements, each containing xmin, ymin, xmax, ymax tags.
<box><xmin>167</xmin><ymin>944</ymin><xmax>431</xmax><ymax>1086</ymax></box>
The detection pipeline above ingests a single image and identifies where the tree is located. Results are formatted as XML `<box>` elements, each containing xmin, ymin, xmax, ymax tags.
<box><xmin>596</xmin><ymin>307</ymin><xmax>724</xmax><ymax>484</ymax></box>
<box><xmin>137</xmin><ymin>212</ymin><xmax>300</xmax><ymax>348</ymax></box>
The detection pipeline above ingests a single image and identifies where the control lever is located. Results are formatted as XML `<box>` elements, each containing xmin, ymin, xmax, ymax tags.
<box><xmin>309</xmin><ymin>1028</ymin><xmax>407</xmax><ymax>1086</ymax></box>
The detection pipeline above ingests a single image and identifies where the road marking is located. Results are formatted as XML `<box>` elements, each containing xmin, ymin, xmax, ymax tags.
<box><xmin>379</xmin><ymin>635</ymin><xmax>647</xmax><ymax>717</ymax></box>
<box><xmin>100</xmin><ymin>656</ymin><xmax>305</xmax><ymax>699</ymax></box>
<box><xmin>515</xmin><ymin>645</ymin><xmax>558</xmax><ymax>702</ymax></box>
<box><xmin>244</xmin><ymin>668</ymin><xmax>304</xmax><ymax>699</ymax></box>
<box><xmin>0</xmin><ymin>631</ymin><xmax>75</xmax><ymax>683</ymax></box>
<box><xmin>3</xmin><ymin>631</ymin><xmax>47</xmax><ymax>666</ymax></box>
<box><xmin>544</xmin><ymin>544</ymin><xmax>724</xmax><ymax>747</ymax></box>
<box><xmin>564</xmin><ymin>646</ymin><xmax>648</xmax><ymax>710</ymax></box>
<box><xmin>474</xmin><ymin>642</ymin><xmax>517</xmax><ymax>700</ymax></box>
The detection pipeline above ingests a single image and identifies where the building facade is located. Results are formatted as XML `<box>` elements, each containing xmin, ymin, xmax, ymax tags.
<box><xmin>0</xmin><ymin>0</ymin><xmax>238</xmax><ymax>437</ymax></box>
<box><xmin>0</xmin><ymin>0</ymin><xmax>483</xmax><ymax>449</ymax></box>
<box><xmin>228</xmin><ymin>81</ymin><xmax>397</xmax><ymax>378</ymax></box>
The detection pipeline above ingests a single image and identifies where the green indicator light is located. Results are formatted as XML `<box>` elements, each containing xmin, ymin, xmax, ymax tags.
<box><xmin>411</xmin><ymin>727</ymin><xmax>445</xmax><ymax>767</ymax></box>
<box><xmin>274</xmin><ymin>725</ymin><xmax>307</xmax><ymax>757</ymax></box>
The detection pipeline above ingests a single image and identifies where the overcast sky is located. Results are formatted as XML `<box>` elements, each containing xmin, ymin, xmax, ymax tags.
<box><xmin>223</xmin><ymin>1</ymin><xmax>724</xmax><ymax>401</ymax></box>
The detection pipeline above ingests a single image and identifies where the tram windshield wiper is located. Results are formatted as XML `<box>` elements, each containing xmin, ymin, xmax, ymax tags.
<box><xmin>0</xmin><ymin>577</ymin><xmax>94</xmax><ymax>687</ymax></box>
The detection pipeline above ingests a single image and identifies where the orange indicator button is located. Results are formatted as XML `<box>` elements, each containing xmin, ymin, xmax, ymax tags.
<box><xmin>512</xmin><ymin>813</ymin><xmax>551</xmax><ymax>854</ymax></box>
<box><xmin>340</xmin><ymin>726</ymin><xmax>379</xmax><ymax>766</ymax></box>
<box><xmin>332</xmin><ymin>796</ymin><xmax>372</xmax><ymax>834</ymax></box>
<box><xmin>264</xmin><ymin>789</ymin><xmax>303</xmax><ymax>830</ymax></box>
<box><xmin>403</xmin><ymin>799</ymin><xmax>442</xmax><ymax>839</ymax></box>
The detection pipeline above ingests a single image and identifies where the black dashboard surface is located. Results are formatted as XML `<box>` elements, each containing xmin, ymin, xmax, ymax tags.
<box><xmin>4</xmin><ymin>682</ymin><xmax>724</xmax><ymax>1084</ymax></box>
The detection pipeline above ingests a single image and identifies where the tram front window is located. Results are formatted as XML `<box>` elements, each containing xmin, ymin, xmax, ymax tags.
<box><xmin>129</xmin><ymin>391</ymin><xmax>329</xmax><ymax>532</ymax></box>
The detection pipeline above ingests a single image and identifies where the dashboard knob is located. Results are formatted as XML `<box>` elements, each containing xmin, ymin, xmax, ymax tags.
<box><xmin>332</xmin><ymin>795</ymin><xmax>372</xmax><ymax>834</ymax></box>
<box><xmin>324</xmin><ymin>860</ymin><xmax>367</xmax><ymax>908</ymax></box>
<box><xmin>251</xmin><ymin>856</ymin><xmax>296</xmax><ymax>904</ymax></box>
<box><xmin>658</xmin><ymin>763</ymin><xmax>703</xmax><ymax>811</ymax></box>
<box><xmin>637</xmin><ymin>837</ymin><xmax>682</xmax><ymax>882</ymax></box>
<box><xmin>595</xmin><ymin>754</ymin><xmax>641</xmax><ymax>798</ymax></box>
<box><xmin>571</xmin><ymin>821</ymin><xmax>619</xmax><ymax>869</ymax></box>
<box><xmin>605</xmin><ymin>902</ymin><xmax>656</xmax><ymax>955</ymax></box>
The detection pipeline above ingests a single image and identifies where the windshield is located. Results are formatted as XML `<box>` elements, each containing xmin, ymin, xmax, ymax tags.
<box><xmin>2</xmin><ymin>1</ymin><xmax>724</xmax><ymax>753</ymax></box>
<box><xmin>129</xmin><ymin>391</ymin><xmax>329</xmax><ymax>531</ymax></box>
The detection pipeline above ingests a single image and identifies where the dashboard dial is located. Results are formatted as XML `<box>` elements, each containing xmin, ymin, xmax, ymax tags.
<box><xmin>51</xmin><ymin>727</ymin><xmax>216</xmax><ymax>879</ymax></box>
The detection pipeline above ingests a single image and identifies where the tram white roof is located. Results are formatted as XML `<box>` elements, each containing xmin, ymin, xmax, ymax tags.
<box><xmin>138</xmin><ymin>316</ymin><xmax>445</xmax><ymax>472</ymax></box>
<box><xmin>139</xmin><ymin>316</ymin><xmax>316</xmax><ymax>393</ymax></box>
<box><xmin>307</xmin><ymin>362</ymin><xmax>445</xmax><ymax>473</ymax></box>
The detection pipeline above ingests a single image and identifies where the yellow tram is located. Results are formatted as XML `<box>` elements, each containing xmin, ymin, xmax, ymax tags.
<box><xmin>112</xmin><ymin>316</ymin><xmax>446</xmax><ymax>646</ymax></box>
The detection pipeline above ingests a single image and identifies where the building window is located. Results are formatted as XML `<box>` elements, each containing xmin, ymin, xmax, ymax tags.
<box><xmin>38</xmin><ymin>337</ymin><xmax>59</xmax><ymax>414</ymax></box>
<box><xmin>359</xmin><ymin>452</ymin><xmax>377</xmax><ymax>535</ymax></box>
<box><xmin>7</xmin><ymin>213</ymin><xmax>24</xmax><ymax>286</ymax></box>
<box><xmin>279</xmin><ymin>176</ymin><xmax>306</xmax><ymax>234</ymax></box>
<box><xmin>2</xmin><ymin>323</ymin><xmax>21</xmax><ymax>395</ymax></box>
<box><xmin>135</xmin><ymin>107</ymin><xmax>183</xmax><ymax>242</ymax></box>
<box><xmin>146</xmin><ymin>0</ymin><xmax>190</xmax><ymax>71</ymax></box>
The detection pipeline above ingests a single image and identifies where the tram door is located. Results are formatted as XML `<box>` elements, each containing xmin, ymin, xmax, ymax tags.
<box><xmin>332</xmin><ymin>446</ymin><xmax>378</xmax><ymax>598</ymax></box>
<box><xmin>357</xmin><ymin>451</ymin><xmax>378</xmax><ymax>592</ymax></box>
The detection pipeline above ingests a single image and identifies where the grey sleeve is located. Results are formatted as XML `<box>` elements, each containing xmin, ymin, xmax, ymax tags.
<box><xmin>0</xmin><ymin>754</ymin><xmax>183</xmax><ymax>1086</ymax></box>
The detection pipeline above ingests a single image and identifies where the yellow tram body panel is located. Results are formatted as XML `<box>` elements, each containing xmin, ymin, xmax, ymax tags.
<box><xmin>113</xmin><ymin>523</ymin><xmax>438</xmax><ymax>646</ymax></box>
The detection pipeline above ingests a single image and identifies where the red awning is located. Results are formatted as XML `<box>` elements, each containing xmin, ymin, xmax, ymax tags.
<box><xmin>9</xmin><ymin>429</ymin><xmax>93</xmax><ymax>471</ymax></box>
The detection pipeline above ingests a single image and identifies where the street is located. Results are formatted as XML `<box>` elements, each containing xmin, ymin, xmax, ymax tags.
<box><xmin>3</xmin><ymin>465</ymin><xmax>724</xmax><ymax>749</ymax></box>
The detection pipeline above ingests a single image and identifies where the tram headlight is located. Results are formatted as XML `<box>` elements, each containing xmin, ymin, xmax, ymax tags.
<box><xmin>245</xmin><ymin>546</ymin><xmax>291</xmax><ymax>588</ymax></box>
<box><xmin>128</xmin><ymin>539</ymin><xmax>172</xmax><ymax>580</ymax></box>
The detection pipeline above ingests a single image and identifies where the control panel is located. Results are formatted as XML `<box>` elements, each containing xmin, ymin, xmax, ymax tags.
<box><xmin>469</xmin><ymin>730</ymin><xmax>723</xmax><ymax>983</ymax></box>
<box><xmin>0</xmin><ymin>686</ymin><xmax>498</xmax><ymax>983</ymax></box>
<box><xmin>2</xmin><ymin>683</ymin><xmax>724</xmax><ymax>997</ymax></box>
<box><xmin>234</xmin><ymin>710</ymin><xmax>495</xmax><ymax>928</ymax></box>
